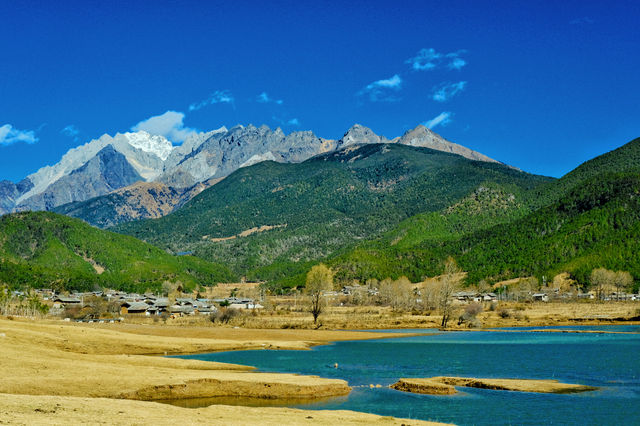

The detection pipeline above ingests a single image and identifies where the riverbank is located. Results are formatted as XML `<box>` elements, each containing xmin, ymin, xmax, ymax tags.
<box><xmin>117</xmin><ymin>300</ymin><xmax>640</xmax><ymax>330</ymax></box>
<box><xmin>0</xmin><ymin>317</ymin><xmax>438</xmax><ymax>425</ymax></box>
<box><xmin>0</xmin><ymin>393</ymin><xmax>444</xmax><ymax>425</ymax></box>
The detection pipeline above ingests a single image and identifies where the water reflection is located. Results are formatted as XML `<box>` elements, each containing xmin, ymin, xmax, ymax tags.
<box><xmin>156</xmin><ymin>394</ymin><xmax>349</xmax><ymax>409</ymax></box>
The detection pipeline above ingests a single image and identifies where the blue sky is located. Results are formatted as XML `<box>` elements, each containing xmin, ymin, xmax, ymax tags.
<box><xmin>1</xmin><ymin>0</ymin><xmax>639</xmax><ymax>181</ymax></box>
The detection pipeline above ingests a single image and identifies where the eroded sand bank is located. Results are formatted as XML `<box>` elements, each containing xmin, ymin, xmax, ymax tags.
<box><xmin>391</xmin><ymin>377</ymin><xmax>597</xmax><ymax>395</ymax></box>
<box><xmin>0</xmin><ymin>393</ymin><xmax>444</xmax><ymax>425</ymax></box>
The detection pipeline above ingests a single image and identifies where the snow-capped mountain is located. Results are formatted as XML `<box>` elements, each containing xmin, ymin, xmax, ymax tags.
<box><xmin>1</xmin><ymin>123</ymin><xmax>499</xmax><ymax>218</ymax></box>
<box><xmin>15</xmin><ymin>131</ymin><xmax>174</xmax><ymax>208</ymax></box>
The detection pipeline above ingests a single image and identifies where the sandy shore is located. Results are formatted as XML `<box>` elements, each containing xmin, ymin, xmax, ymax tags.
<box><xmin>0</xmin><ymin>317</ymin><xmax>405</xmax><ymax>400</ymax></box>
<box><xmin>0</xmin><ymin>393</ymin><xmax>443</xmax><ymax>425</ymax></box>
<box><xmin>391</xmin><ymin>377</ymin><xmax>597</xmax><ymax>395</ymax></box>
<box><xmin>0</xmin><ymin>317</ymin><xmax>442</xmax><ymax>424</ymax></box>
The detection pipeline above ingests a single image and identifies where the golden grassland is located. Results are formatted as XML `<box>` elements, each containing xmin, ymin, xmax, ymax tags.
<box><xmin>129</xmin><ymin>299</ymin><xmax>640</xmax><ymax>330</ymax></box>
<box><xmin>0</xmin><ymin>317</ymin><xmax>440</xmax><ymax>425</ymax></box>
<box><xmin>0</xmin><ymin>393</ymin><xmax>443</xmax><ymax>425</ymax></box>
<box><xmin>1</xmin><ymin>299</ymin><xmax>637</xmax><ymax>424</ymax></box>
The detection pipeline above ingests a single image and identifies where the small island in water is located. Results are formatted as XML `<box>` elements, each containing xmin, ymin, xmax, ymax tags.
<box><xmin>391</xmin><ymin>376</ymin><xmax>598</xmax><ymax>395</ymax></box>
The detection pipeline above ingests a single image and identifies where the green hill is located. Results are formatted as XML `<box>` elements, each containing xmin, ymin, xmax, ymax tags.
<box><xmin>0</xmin><ymin>211</ymin><xmax>235</xmax><ymax>292</ymax></box>
<box><xmin>332</xmin><ymin>138</ymin><xmax>640</xmax><ymax>288</ymax></box>
<box><xmin>115</xmin><ymin>143</ymin><xmax>551</xmax><ymax>288</ymax></box>
<box><xmin>527</xmin><ymin>137</ymin><xmax>640</xmax><ymax>208</ymax></box>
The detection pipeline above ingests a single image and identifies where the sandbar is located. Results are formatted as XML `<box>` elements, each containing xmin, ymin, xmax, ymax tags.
<box><xmin>391</xmin><ymin>377</ymin><xmax>597</xmax><ymax>395</ymax></box>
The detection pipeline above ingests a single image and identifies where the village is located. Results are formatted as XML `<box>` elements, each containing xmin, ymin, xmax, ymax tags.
<box><xmin>0</xmin><ymin>275</ymin><xmax>636</xmax><ymax>326</ymax></box>
<box><xmin>32</xmin><ymin>289</ymin><xmax>264</xmax><ymax>321</ymax></box>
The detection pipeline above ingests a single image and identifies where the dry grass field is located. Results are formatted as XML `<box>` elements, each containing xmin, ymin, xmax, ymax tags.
<box><xmin>0</xmin><ymin>317</ymin><xmax>438</xmax><ymax>425</ymax></box>
<box><xmin>1</xmin><ymin>298</ymin><xmax>636</xmax><ymax>424</ymax></box>
<box><xmin>124</xmin><ymin>299</ymin><xmax>640</xmax><ymax>330</ymax></box>
<box><xmin>0</xmin><ymin>393</ymin><xmax>443</xmax><ymax>425</ymax></box>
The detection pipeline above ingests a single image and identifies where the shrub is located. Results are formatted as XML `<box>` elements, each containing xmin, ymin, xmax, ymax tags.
<box><xmin>467</xmin><ymin>317</ymin><xmax>482</xmax><ymax>328</ymax></box>
<box><xmin>497</xmin><ymin>307</ymin><xmax>512</xmax><ymax>318</ymax></box>
<box><xmin>458</xmin><ymin>302</ymin><xmax>484</xmax><ymax>327</ymax></box>
<box><xmin>210</xmin><ymin>307</ymin><xmax>239</xmax><ymax>324</ymax></box>
<box><xmin>465</xmin><ymin>302</ymin><xmax>483</xmax><ymax>317</ymax></box>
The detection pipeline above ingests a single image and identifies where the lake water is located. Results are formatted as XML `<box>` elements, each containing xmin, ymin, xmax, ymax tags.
<box><xmin>175</xmin><ymin>326</ymin><xmax>640</xmax><ymax>425</ymax></box>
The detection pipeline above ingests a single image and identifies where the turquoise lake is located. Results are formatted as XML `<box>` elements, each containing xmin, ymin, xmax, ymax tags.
<box><xmin>175</xmin><ymin>326</ymin><xmax>640</xmax><ymax>425</ymax></box>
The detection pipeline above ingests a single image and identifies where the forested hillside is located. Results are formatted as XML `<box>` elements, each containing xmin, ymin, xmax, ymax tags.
<box><xmin>333</xmin><ymin>138</ymin><xmax>640</xmax><ymax>290</ymax></box>
<box><xmin>116</xmin><ymin>143</ymin><xmax>551</xmax><ymax>288</ymax></box>
<box><xmin>0</xmin><ymin>212</ymin><xmax>235</xmax><ymax>292</ymax></box>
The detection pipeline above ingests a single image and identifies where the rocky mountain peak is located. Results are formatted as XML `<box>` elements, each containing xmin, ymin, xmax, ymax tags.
<box><xmin>399</xmin><ymin>124</ymin><xmax>443</xmax><ymax>147</ymax></box>
<box><xmin>121</xmin><ymin>131</ymin><xmax>174</xmax><ymax>161</ymax></box>
<box><xmin>2</xmin><ymin>121</ymin><xmax>502</xmax><ymax>216</ymax></box>
<box><xmin>339</xmin><ymin>124</ymin><xmax>388</xmax><ymax>148</ymax></box>
<box><xmin>398</xmin><ymin>125</ymin><xmax>498</xmax><ymax>164</ymax></box>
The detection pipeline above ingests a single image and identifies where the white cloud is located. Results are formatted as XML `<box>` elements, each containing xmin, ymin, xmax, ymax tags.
<box><xmin>0</xmin><ymin>124</ymin><xmax>38</xmax><ymax>146</ymax></box>
<box><xmin>432</xmin><ymin>81</ymin><xmax>467</xmax><ymax>102</ymax></box>
<box><xmin>131</xmin><ymin>110</ymin><xmax>196</xmax><ymax>143</ymax></box>
<box><xmin>61</xmin><ymin>125</ymin><xmax>80</xmax><ymax>141</ymax></box>
<box><xmin>424</xmin><ymin>112</ymin><xmax>452</xmax><ymax>129</ymax></box>
<box><xmin>287</xmin><ymin>118</ymin><xmax>300</xmax><ymax>126</ymax></box>
<box><xmin>448</xmin><ymin>58</ymin><xmax>467</xmax><ymax>70</ymax></box>
<box><xmin>407</xmin><ymin>48</ymin><xmax>468</xmax><ymax>71</ymax></box>
<box><xmin>406</xmin><ymin>48</ymin><xmax>442</xmax><ymax>71</ymax></box>
<box><xmin>257</xmin><ymin>92</ymin><xmax>283</xmax><ymax>105</ymax></box>
<box><xmin>358</xmin><ymin>74</ymin><xmax>403</xmax><ymax>102</ymax></box>
<box><xmin>189</xmin><ymin>90</ymin><xmax>234</xmax><ymax>111</ymax></box>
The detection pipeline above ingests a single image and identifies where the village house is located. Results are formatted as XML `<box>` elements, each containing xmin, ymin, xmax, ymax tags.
<box><xmin>120</xmin><ymin>301</ymin><xmax>150</xmax><ymax>315</ymax></box>
<box><xmin>482</xmin><ymin>293</ymin><xmax>498</xmax><ymax>302</ymax></box>
<box><xmin>453</xmin><ymin>291</ymin><xmax>479</xmax><ymax>302</ymax></box>
<box><xmin>53</xmin><ymin>295</ymin><xmax>82</xmax><ymax>306</ymax></box>
<box><xmin>228</xmin><ymin>301</ymin><xmax>263</xmax><ymax>310</ymax></box>
<box><xmin>532</xmin><ymin>293</ymin><xmax>549</xmax><ymax>302</ymax></box>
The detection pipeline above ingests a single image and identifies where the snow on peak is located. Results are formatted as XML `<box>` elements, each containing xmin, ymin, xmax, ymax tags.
<box><xmin>123</xmin><ymin>131</ymin><xmax>174</xmax><ymax>161</ymax></box>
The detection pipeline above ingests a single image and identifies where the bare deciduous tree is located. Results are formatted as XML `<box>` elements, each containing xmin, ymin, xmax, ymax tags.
<box><xmin>305</xmin><ymin>264</ymin><xmax>334</xmax><ymax>324</ymax></box>
<box><xmin>438</xmin><ymin>257</ymin><xmax>462</xmax><ymax>328</ymax></box>
<box><xmin>379</xmin><ymin>276</ymin><xmax>414</xmax><ymax>311</ymax></box>
<box><xmin>613</xmin><ymin>271</ymin><xmax>633</xmax><ymax>300</ymax></box>
<box><xmin>552</xmin><ymin>272</ymin><xmax>577</xmax><ymax>294</ymax></box>
<box><xmin>590</xmin><ymin>268</ymin><xmax>614</xmax><ymax>300</ymax></box>
<box><xmin>476</xmin><ymin>279</ymin><xmax>491</xmax><ymax>293</ymax></box>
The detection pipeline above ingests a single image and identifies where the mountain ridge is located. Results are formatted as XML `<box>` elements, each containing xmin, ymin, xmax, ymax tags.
<box><xmin>114</xmin><ymin>142</ymin><xmax>549</xmax><ymax>288</ymax></box>
<box><xmin>331</xmin><ymin>137</ymin><xmax>640</xmax><ymax>286</ymax></box>
<box><xmin>4</xmin><ymin>123</ymin><xmax>499</xmax><ymax>226</ymax></box>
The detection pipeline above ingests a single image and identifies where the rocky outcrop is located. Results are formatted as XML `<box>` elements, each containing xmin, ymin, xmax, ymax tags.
<box><xmin>54</xmin><ymin>177</ymin><xmax>223</xmax><ymax>228</ymax></box>
<box><xmin>158</xmin><ymin>125</ymin><xmax>333</xmax><ymax>188</ymax></box>
<box><xmin>0</xmin><ymin>178</ymin><xmax>33</xmax><ymax>214</ymax></box>
<box><xmin>335</xmin><ymin>124</ymin><xmax>497</xmax><ymax>164</ymax></box>
<box><xmin>18</xmin><ymin>145</ymin><xmax>143</xmax><ymax>211</ymax></box>
<box><xmin>337</xmin><ymin>124</ymin><xmax>390</xmax><ymax>148</ymax></box>
<box><xmin>397</xmin><ymin>125</ymin><xmax>498</xmax><ymax>163</ymax></box>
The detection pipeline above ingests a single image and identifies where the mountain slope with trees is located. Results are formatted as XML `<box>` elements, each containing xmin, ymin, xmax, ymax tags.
<box><xmin>115</xmin><ymin>143</ymin><xmax>551</xmax><ymax>288</ymax></box>
<box><xmin>0</xmin><ymin>211</ymin><xmax>235</xmax><ymax>292</ymax></box>
<box><xmin>332</xmin><ymin>138</ymin><xmax>640</xmax><ymax>290</ymax></box>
